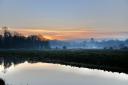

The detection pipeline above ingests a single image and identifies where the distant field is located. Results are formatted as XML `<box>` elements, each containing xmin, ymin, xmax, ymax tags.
<box><xmin>0</xmin><ymin>49</ymin><xmax>128</xmax><ymax>73</ymax></box>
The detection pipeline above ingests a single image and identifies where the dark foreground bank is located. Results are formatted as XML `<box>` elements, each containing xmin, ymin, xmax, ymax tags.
<box><xmin>0</xmin><ymin>49</ymin><xmax>128</xmax><ymax>74</ymax></box>
<box><xmin>0</xmin><ymin>79</ymin><xmax>5</xmax><ymax>85</ymax></box>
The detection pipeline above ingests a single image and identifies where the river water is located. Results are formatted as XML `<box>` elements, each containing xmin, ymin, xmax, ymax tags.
<box><xmin>0</xmin><ymin>62</ymin><xmax>128</xmax><ymax>85</ymax></box>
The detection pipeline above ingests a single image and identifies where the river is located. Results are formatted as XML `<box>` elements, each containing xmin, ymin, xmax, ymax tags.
<box><xmin>0</xmin><ymin>62</ymin><xmax>128</xmax><ymax>85</ymax></box>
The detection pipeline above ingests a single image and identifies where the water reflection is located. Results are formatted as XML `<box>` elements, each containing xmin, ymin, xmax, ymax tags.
<box><xmin>0</xmin><ymin>62</ymin><xmax>128</xmax><ymax>85</ymax></box>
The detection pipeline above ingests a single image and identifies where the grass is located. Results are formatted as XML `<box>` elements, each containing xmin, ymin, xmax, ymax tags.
<box><xmin>0</xmin><ymin>49</ymin><xmax>128</xmax><ymax>73</ymax></box>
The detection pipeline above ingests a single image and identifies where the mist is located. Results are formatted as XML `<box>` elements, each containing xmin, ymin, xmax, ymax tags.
<box><xmin>50</xmin><ymin>38</ymin><xmax>128</xmax><ymax>50</ymax></box>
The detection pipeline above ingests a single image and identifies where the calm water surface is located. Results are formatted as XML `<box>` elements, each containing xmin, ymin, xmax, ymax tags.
<box><xmin>0</xmin><ymin>62</ymin><xmax>128</xmax><ymax>85</ymax></box>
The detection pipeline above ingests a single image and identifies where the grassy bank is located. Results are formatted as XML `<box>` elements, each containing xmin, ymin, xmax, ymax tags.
<box><xmin>0</xmin><ymin>49</ymin><xmax>128</xmax><ymax>73</ymax></box>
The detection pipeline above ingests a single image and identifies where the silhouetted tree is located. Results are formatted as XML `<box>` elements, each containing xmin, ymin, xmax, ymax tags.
<box><xmin>0</xmin><ymin>27</ymin><xmax>50</xmax><ymax>49</ymax></box>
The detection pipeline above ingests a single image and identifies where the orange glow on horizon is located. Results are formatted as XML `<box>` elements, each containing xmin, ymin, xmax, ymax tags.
<box><xmin>1</xmin><ymin>27</ymin><xmax>123</xmax><ymax>40</ymax></box>
<box><xmin>0</xmin><ymin>28</ymin><xmax>126</xmax><ymax>40</ymax></box>
<box><xmin>9</xmin><ymin>28</ymin><xmax>93</xmax><ymax>40</ymax></box>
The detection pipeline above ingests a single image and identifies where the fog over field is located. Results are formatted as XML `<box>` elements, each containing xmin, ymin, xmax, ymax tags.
<box><xmin>50</xmin><ymin>39</ymin><xmax>128</xmax><ymax>50</ymax></box>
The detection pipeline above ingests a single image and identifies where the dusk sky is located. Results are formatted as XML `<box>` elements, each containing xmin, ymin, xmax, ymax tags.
<box><xmin>0</xmin><ymin>0</ymin><xmax>128</xmax><ymax>40</ymax></box>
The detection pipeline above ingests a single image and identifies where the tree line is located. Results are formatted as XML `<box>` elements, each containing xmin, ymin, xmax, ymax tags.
<box><xmin>0</xmin><ymin>27</ymin><xmax>50</xmax><ymax>49</ymax></box>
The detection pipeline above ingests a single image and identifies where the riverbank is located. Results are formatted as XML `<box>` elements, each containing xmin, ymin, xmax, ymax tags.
<box><xmin>0</xmin><ymin>49</ymin><xmax>128</xmax><ymax>73</ymax></box>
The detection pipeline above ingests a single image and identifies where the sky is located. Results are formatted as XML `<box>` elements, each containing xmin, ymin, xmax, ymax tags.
<box><xmin>0</xmin><ymin>0</ymin><xmax>128</xmax><ymax>40</ymax></box>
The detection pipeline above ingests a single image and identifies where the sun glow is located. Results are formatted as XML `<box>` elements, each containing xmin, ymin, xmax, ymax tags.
<box><xmin>9</xmin><ymin>28</ymin><xmax>93</xmax><ymax>40</ymax></box>
<box><xmin>43</xmin><ymin>36</ymin><xmax>54</xmax><ymax>40</ymax></box>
